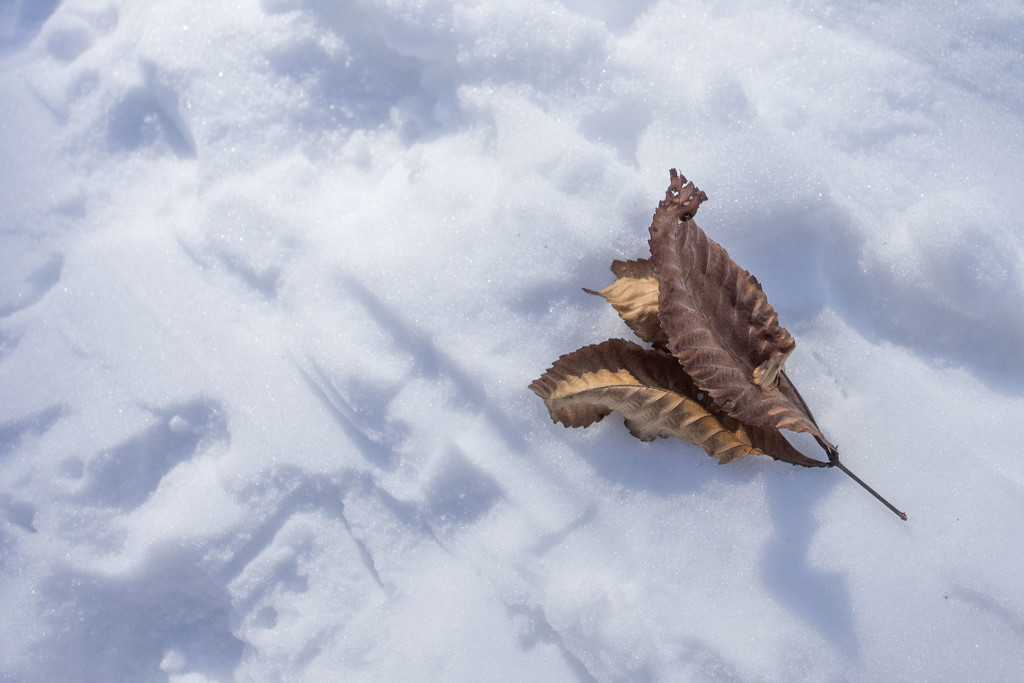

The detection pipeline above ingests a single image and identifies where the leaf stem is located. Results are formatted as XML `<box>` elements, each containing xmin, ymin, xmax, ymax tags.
<box><xmin>830</xmin><ymin>457</ymin><xmax>907</xmax><ymax>521</ymax></box>
<box><xmin>786</xmin><ymin>380</ymin><xmax>907</xmax><ymax>521</ymax></box>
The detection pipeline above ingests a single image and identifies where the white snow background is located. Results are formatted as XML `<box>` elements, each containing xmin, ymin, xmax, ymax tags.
<box><xmin>2</xmin><ymin>0</ymin><xmax>1024</xmax><ymax>680</ymax></box>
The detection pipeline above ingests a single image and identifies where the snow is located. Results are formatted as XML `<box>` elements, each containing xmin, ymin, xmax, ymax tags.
<box><xmin>2</xmin><ymin>0</ymin><xmax>1024</xmax><ymax>680</ymax></box>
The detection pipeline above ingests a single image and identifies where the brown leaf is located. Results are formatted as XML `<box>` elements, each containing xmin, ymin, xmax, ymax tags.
<box><xmin>648</xmin><ymin>170</ymin><xmax>833</xmax><ymax>447</ymax></box>
<box><xmin>587</xmin><ymin>255</ymin><xmax>832</xmax><ymax>454</ymax></box>
<box><xmin>530</xmin><ymin>169</ymin><xmax>906</xmax><ymax>519</ymax></box>
<box><xmin>529</xmin><ymin>339</ymin><xmax>826</xmax><ymax>466</ymax></box>
<box><xmin>584</xmin><ymin>259</ymin><xmax>668</xmax><ymax>348</ymax></box>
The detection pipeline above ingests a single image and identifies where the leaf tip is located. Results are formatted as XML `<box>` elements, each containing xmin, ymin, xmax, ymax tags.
<box><xmin>664</xmin><ymin>168</ymin><xmax>708</xmax><ymax>222</ymax></box>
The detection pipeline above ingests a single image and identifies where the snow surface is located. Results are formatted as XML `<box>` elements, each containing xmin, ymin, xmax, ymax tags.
<box><xmin>2</xmin><ymin>0</ymin><xmax>1024</xmax><ymax>680</ymax></box>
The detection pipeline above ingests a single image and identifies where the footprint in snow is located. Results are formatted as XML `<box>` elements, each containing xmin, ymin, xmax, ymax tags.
<box><xmin>76</xmin><ymin>399</ymin><xmax>229</xmax><ymax>510</ymax></box>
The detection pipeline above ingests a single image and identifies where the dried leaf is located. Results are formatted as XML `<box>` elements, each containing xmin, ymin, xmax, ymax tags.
<box><xmin>648</xmin><ymin>170</ymin><xmax>832</xmax><ymax>447</ymax></box>
<box><xmin>588</xmin><ymin>257</ymin><xmax>832</xmax><ymax>453</ymax></box>
<box><xmin>529</xmin><ymin>168</ymin><xmax>906</xmax><ymax>519</ymax></box>
<box><xmin>584</xmin><ymin>259</ymin><xmax>668</xmax><ymax>348</ymax></box>
<box><xmin>529</xmin><ymin>339</ymin><xmax>825</xmax><ymax>466</ymax></box>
